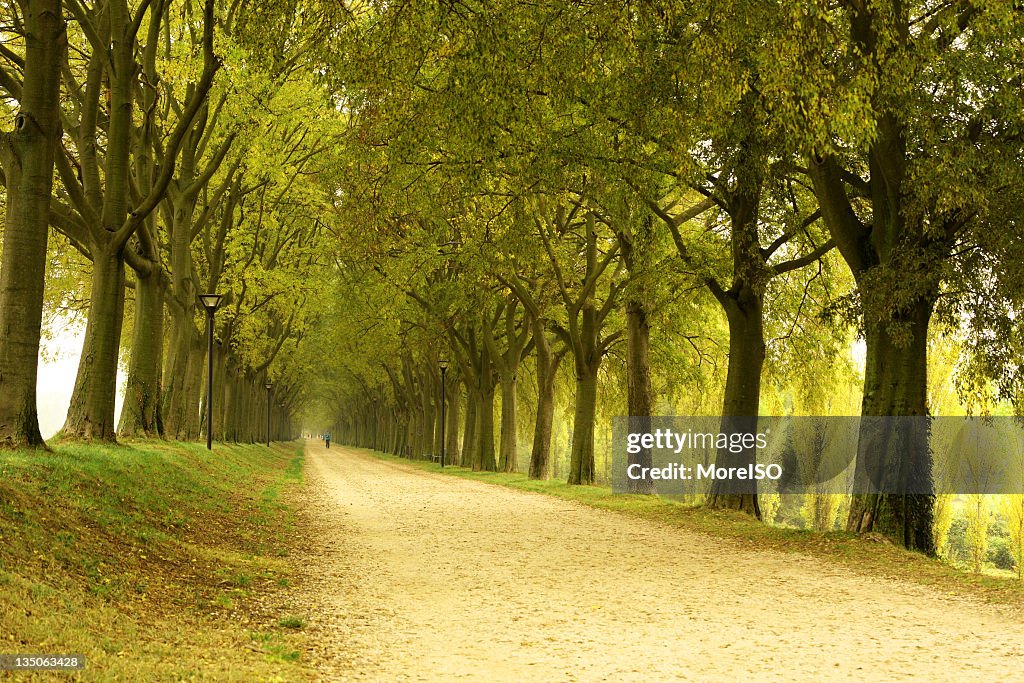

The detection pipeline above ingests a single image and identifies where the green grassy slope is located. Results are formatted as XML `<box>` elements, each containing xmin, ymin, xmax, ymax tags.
<box><xmin>0</xmin><ymin>440</ymin><xmax>311</xmax><ymax>681</ymax></box>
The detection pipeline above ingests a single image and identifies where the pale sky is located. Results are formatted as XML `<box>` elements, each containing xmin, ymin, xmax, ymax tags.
<box><xmin>38</xmin><ymin>319</ymin><xmax>125</xmax><ymax>439</ymax></box>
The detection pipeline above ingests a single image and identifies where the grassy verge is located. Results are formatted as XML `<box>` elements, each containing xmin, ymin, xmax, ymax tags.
<box><xmin>367</xmin><ymin>449</ymin><xmax>1024</xmax><ymax>613</ymax></box>
<box><xmin>0</xmin><ymin>439</ymin><xmax>312</xmax><ymax>681</ymax></box>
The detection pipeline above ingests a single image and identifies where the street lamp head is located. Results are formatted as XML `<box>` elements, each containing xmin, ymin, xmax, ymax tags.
<box><xmin>439</xmin><ymin>358</ymin><xmax>449</xmax><ymax>371</ymax></box>
<box><xmin>265</xmin><ymin>382</ymin><xmax>272</xmax><ymax>391</ymax></box>
<box><xmin>198</xmin><ymin>293</ymin><xmax>224</xmax><ymax>312</ymax></box>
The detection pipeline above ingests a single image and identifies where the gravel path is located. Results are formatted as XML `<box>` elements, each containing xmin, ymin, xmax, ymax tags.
<box><xmin>296</xmin><ymin>442</ymin><xmax>1024</xmax><ymax>682</ymax></box>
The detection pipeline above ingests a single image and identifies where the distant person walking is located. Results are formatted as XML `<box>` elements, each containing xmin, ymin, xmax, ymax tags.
<box><xmin>325</xmin><ymin>431</ymin><xmax>331</xmax><ymax>449</ymax></box>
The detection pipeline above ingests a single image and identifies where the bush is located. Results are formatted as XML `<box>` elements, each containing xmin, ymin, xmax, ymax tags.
<box><xmin>987</xmin><ymin>536</ymin><xmax>1017</xmax><ymax>572</ymax></box>
<box><xmin>944</xmin><ymin>515</ymin><xmax>969</xmax><ymax>567</ymax></box>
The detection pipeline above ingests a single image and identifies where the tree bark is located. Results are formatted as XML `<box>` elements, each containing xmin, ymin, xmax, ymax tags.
<box><xmin>62</xmin><ymin>248</ymin><xmax>127</xmax><ymax>439</ymax></box>
<box><xmin>802</xmin><ymin>3</ymin><xmax>939</xmax><ymax>552</ymax></box>
<box><xmin>476</xmin><ymin>380</ymin><xmax>497</xmax><ymax>471</ymax></box>
<box><xmin>393</xmin><ymin>406</ymin><xmax>407</xmax><ymax>455</ymax></box>
<box><xmin>433</xmin><ymin>390</ymin><xmax>444</xmax><ymax>456</ymax></box>
<box><xmin>0</xmin><ymin>0</ymin><xmax>65</xmax><ymax>447</ymax></box>
<box><xmin>705</xmin><ymin>289</ymin><xmax>765</xmax><ymax>517</ymax></box>
<box><xmin>223</xmin><ymin>357</ymin><xmax>238</xmax><ymax>442</ymax></box>
<box><xmin>568</xmin><ymin>359</ymin><xmax>598</xmax><ymax>485</ymax></box>
<box><xmin>118</xmin><ymin>269</ymin><xmax>165</xmax><ymax>436</ymax></box>
<box><xmin>625</xmin><ymin>289</ymin><xmax>656</xmax><ymax>494</ymax></box>
<box><xmin>498</xmin><ymin>374</ymin><xmax>518</xmax><ymax>472</ymax></box>
<box><xmin>184</xmin><ymin>335</ymin><xmax>206</xmax><ymax>440</ymax></box>
<box><xmin>420</xmin><ymin>370</ymin><xmax>436</xmax><ymax>458</ymax></box>
<box><xmin>482</xmin><ymin>298</ymin><xmax>530</xmax><ymax>473</ymax></box>
<box><xmin>212</xmin><ymin>343</ymin><xmax>227</xmax><ymax>440</ymax></box>
<box><xmin>461</xmin><ymin>389</ymin><xmax>477</xmax><ymax>467</ymax></box>
<box><xmin>695</xmin><ymin>142</ymin><xmax>771</xmax><ymax>519</ymax></box>
<box><xmin>846</xmin><ymin>299</ymin><xmax>934</xmax><ymax>552</ymax></box>
<box><xmin>163</xmin><ymin>314</ymin><xmax>203</xmax><ymax>440</ymax></box>
<box><xmin>445</xmin><ymin>382</ymin><xmax>461</xmax><ymax>463</ymax></box>
<box><xmin>617</xmin><ymin>214</ymin><xmax>658</xmax><ymax>493</ymax></box>
<box><xmin>810</xmin><ymin>145</ymin><xmax>937</xmax><ymax>552</ymax></box>
<box><xmin>566</xmin><ymin>292</ymin><xmax>606</xmax><ymax>486</ymax></box>
<box><xmin>528</xmin><ymin>322</ymin><xmax>561</xmax><ymax>480</ymax></box>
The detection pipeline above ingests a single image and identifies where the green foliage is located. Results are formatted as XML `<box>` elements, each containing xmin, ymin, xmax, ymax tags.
<box><xmin>964</xmin><ymin>495</ymin><xmax>995</xmax><ymax>573</ymax></box>
<box><xmin>6</xmin><ymin>0</ymin><xmax>1024</xmax><ymax>558</ymax></box>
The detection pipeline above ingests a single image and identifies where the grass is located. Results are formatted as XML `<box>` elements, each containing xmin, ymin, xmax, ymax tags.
<box><xmin>277</xmin><ymin>616</ymin><xmax>307</xmax><ymax>630</ymax></box>
<box><xmin>367</xmin><ymin>449</ymin><xmax>1024</xmax><ymax>614</ymax></box>
<box><xmin>0</xmin><ymin>438</ymin><xmax>312</xmax><ymax>681</ymax></box>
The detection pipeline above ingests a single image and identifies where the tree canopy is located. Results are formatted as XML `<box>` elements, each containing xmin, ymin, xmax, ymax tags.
<box><xmin>2</xmin><ymin>0</ymin><xmax>1024</xmax><ymax>557</ymax></box>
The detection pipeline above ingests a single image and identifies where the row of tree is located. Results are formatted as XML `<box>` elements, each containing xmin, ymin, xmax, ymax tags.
<box><xmin>312</xmin><ymin>0</ymin><xmax>1024</xmax><ymax>555</ymax></box>
<box><xmin>0</xmin><ymin>0</ymin><xmax>347</xmax><ymax>445</ymax></box>
<box><xmin>4</xmin><ymin>0</ymin><xmax>1024</xmax><ymax>556</ymax></box>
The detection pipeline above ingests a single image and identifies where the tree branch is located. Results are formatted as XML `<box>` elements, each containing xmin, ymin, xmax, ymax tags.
<box><xmin>771</xmin><ymin>237</ymin><xmax>836</xmax><ymax>276</ymax></box>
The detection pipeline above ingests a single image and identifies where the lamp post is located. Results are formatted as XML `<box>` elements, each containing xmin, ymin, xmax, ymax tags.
<box><xmin>264</xmin><ymin>382</ymin><xmax>272</xmax><ymax>447</ymax></box>
<box><xmin>439</xmin><ymin>359</ymin><xmax>448</xmax><ymax>468</ymax></box>
<box><xmin>198</xmin><ymin>293</ymin><xmax>224</xmax><ymax>450</ymax></box>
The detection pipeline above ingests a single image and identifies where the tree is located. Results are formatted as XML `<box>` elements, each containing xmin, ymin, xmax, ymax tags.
<box><xmin>771</xmin><ymin>0</ymin><xmax>1024</xmax><ymax>550</ymax></box>
<box><xmin>0</xmin><ymin>0</ymin><xmax>65</xmax><ymax>447</ymax></box>
<box><xmin>52</xmin><ymin>0</ymin><xmax>218</xmax><ymax>440</ymax></box>
<box><xmin>481</xmin><ymin>295</ymin><xmax>532</xmax><ymax>473</ymax></box>
<box><xmin>537</xmin><ymin>204</ymin><xmax>623</xmax><ymax>485</ymax></box>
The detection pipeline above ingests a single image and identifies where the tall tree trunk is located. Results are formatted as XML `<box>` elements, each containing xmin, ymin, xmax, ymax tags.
<box><xmin>693</xmin><ymin>149</ymin><xmax>771</xmax><ymax>517</ymax></box>
<box><xmin>847</xmin><ymin>299</ymin><xmax>934</xmax><ymax>552</ymax></box>
<box><xmin>0</xmin><ymin>0</ymin><xmax>65</xmax><ymax>447</ymax></box>
<box><xmin>811</xmin><ymin>147</ymin><xmax>937</xmax><ymax>552</ymax></box>
<box><xmin>407</xmin><ymin>404</ymin><xmax>420</xmax><ymax>458</ymax></box>
<box><xmin>118</xmin><ymin>269</ymin><xmax>164</xmax><ymax>436</ymax></box>
<box><xmin>212</xmin><ymin>342</ymin><xmax>227</xmax><ymax>440</ymax></box>
<box><xmin>395</xmin><ymin>406</ymin><xmax>408</xmax><ymax>455</ymax></box>
<box><xmin>498</xmin><ymin>374</ymin><xmax>518</xmax><ymax>472</ymax></box>
<box><xmin>461</xmin><ymin>390</ymin><xmax>477</xmax><ymax>468</ymax></box>
<box><xmin>625</xmin><ymin>296</ymin><xmax>656</xmax><ymax>494</ymax></box>
<box><xmin>568</xmin><ymin>362</ymin><xmax>598</xmax><ymax>485</ymax></box>
<box><xmin>420</xmin><ymin>376</ymin><xmax>436</xmax><ymax>458</ymax></box>
<box><xmin>476</xmin><ymin>381</ymin><xmax>497</xmax><ymax>471</ymax></box>
<box><xmin>618</xmin><ymin>214</ymin><xmax>657</xmax><ymax>493</ymax></box>
<box><xmin>445</xmin><ymin>383</ymin><xmax>461</xmax><ymax>463</ymax></box>
<box><xmin>369</xmin><ymin>400</ymin><xmax>379</xmax><ymax>450</ymax></box>
<box><xmin>162</xmin><ymin>311</ymin><xmax>200</xmax><ymax>439</ymax></box>
<box><xmin>223</xmin><ymin>359</ymin><xmax>238</xmax><ymax>442</ymax></box>
<box><xmin>705</xmin><ymin>289</ymin><xmax>765</xmax><ymax>517</ymax></box>
<box><xmin>567</xmin><ymin>302</ymin><xmax>601</xmax><ymax>485</ymax></box>
<box><xmin>62</xmin><ymin>248</ymin><xmax>127</xmax><ymax>439</ymax></box>
<box><xmin>528</xmin><ymin>322</ymin><xmax>560</xmax><ymax>480</ymax></box>
<box><xmin>244</xmin><ymin>373</ymin><xmax>258</xmax><ymax>442</ymax></box>
<box><xmin>235</xmin><ymin>374</ymin><xmax>248</xmax><ymax>443</ymax></box>
<box><xmin>481</xmin><ymin>297</ymin><xmax>529</xmax><ymax>473</ymax></box>
<box><xmin>182</xmin><ymin>335</ymin><xmax>205</xmax><ymax>440</ymax></box>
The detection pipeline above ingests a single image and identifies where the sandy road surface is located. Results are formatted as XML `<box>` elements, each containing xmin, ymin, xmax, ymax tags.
<box><xmin>295</xmin><ymin>443</ymin><xmax>1024</xmax><ymax>682</ymax></box>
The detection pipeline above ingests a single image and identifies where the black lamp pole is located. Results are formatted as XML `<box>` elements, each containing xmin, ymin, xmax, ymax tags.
<box><xmin>264</xmin><ymin>382</ymin><xmax>272</xmax><ymax>447</ymax></box>
<box><xmin>439</xmin><ymin>359</ymin><xmax>448</xmax><ymax>468</ymax></box>
<box><xmin>198</xmin><ymin>293</ymin><xmax>223</xmax><ymax>450</ymax></box>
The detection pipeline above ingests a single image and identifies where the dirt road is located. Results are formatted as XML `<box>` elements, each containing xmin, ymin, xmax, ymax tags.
<box><xmin>295</xmin><ymin>443</ymin><xmax>1024</xmax><ymax>681</ymax></box>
